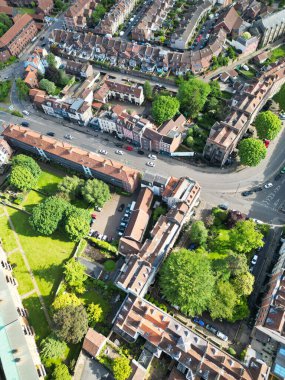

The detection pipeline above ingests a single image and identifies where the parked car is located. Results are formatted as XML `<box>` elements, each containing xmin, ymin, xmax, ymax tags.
<box><xmin>115</xmin><ymin>150</ymin><xmax>124</xmax><ymax>155</ymax></box>
<box><xmin>252</xmin><ymin>218</ymin><xmax>263</xmax><ymax>224</ymax></box>
<box><xmin>280</xmin><ymin>166</ymin><xmax>285</xmax><ymax>174</ymax></box>
<box><xmin>218</xmin><ymin>204</ymin><xmax>228</xmax><ymax>210</ymax></box>
<box><xmin>126</xmin><ymin>146</ymin><xmax>133</xmax><ymax>151</ymax></box>
<box><xmin>118</xmin><ymin>203</ymin><xmax>125</xmax><ymax>212</ymax></box>
<box><xmin>22</xmin><ymin>110</ymin><xmax>29</xmax><ymax>116</ymax></box>
<box><xmin>94</xmin><ymin>205</ymin><xmax>102</xmax><ymax>212</ymax></box>
<box><xmin>251</xmin><ymin>254</ymin><xmax>258</xmax><ymax>265</ymax></box>
<box><xmin>64</xmin><ymin>134</ymin><xmax>73</xmax><ymax>140</ymax></box>
<box><xmin>46</xmin><ymin>132</ymin><xmax>55</xmax><ymax>136</ymax></box>
<box><xmin>216</xmin><ymin>331</ymin><xmax>228</xmax><ymax>341</ymax></box>
<box><xmin>205</xmin><ymin>324</ymin><xmax>218</xmax><ymax>335</ymax></box>
<box><xmin>264</xmin><ymin>182</ymin><xmax>273</xmax><ymax>189</ymax></box>
<box><xmin>193</xmin><ymin>316</ymin><xmax>205</xmax><ymax>326</ymax></box>
<box><xmin>146</xmin><ymin>161</ymin><xmax>155</xmax><ymax>167</ymax></box>
<box><xmin>148</xmin><ymin>154</ymin><xmax>157</xmax><ymax>160</ymax></box>
<box><xmin>99</xmin><ymin>149</ymin><xmax>107</xmax><ymax>155</ymax></box>
<box><xmin>21</xmin><ymin>121</ymin><xmax>30</xmax><ymax>127</ymax></box>
<box><xmin>242</xmin><ymin>191</ymin><xmax>253</xmax><ymax>197</ymax></box>
<box><xmin>91</xmin><ymin>213</ymin><xmax>97</xmax><ymax>219</ymax></box>
<box><xmin>252</xmin><ymin>186</ymin><xmax>262</xmax><ymax>192</ymax></box>
<box><xmin>137</xmin><ymin>150</ymin><xmax>144</xmax><ymax>155</ymax></box>
<box><xmin>188</xmin><ymin>243</ymin><xmax>197</xmax><ymax>250</ymax></box>
<box><xmin>263</xmin><ymin>139</ymin><xmax>270</xmax><ymax>148</ymax></box>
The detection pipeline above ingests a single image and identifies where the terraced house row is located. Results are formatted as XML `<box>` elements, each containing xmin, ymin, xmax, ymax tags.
<box><xmin>50</xmin><ymin>28</ymin><xmax>226</xmax><ymax>74</ymax></box>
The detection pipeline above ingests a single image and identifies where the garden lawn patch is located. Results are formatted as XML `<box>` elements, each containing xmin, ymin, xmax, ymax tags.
<box><xmin>18</xmin><ymin>7</ymin><xmax>36</xmax><ymax>14</ymax></box>
<box><xmin>23</xmin><ymin>295</ymin><xmax>51</xmax><ymax>342</ymax></box>
<box><xmin>22</xmin><ymin>190</ymin><xmax>45</xmax><ymax>212</ymax></box>
<box><xmin>7</xmin><ymin>207</ymin><xmax>75</xmax><ymax>307</ymax></box>
<box><xmin>36</xmin><ymin>169</ymin><xmax>62</xmax><ymax>194</ymax></box>
<box><xmin>79</xmin><ymin>287</ymin><xmax>110</xmax><ymax>316</ymax></box>
<box><xmin>269</xmin><ymin>45</ymin><xmax>285</xmax><ymax>63</ymax></box>
<box><xmin>239</xmin><ymin>69</ymin><xmax>255</xmax><ymax>78</ymax></box>
<box><xmin>9</xmin><ymin>250</ymin><xmax>34</xmax><ymax>295</ymax></box>
<box><xmin>0</xmin><ymin>213</ymin><xmax>18</xmax><ymax>252</ymax></box>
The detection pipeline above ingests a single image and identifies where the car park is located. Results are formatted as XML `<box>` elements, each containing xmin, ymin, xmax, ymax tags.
<box><xmin>216</xmin><ymin>331</ymin><xmax>228</xmax><ymax>341</ymax></box>
<box><xmin>46</xmin><ymin>132</ymin><xmax>55</xmax><ymax>136</ymax></box>
<box><xmin>251</xmin><ymin>254</ymin><xmax>258</xmax><ymax>265</ymax></box>
<box><xmin>242</xmin><ymin>191</ymin><xmax>253</xmax><ymax>197</ymax></box>
<box><xmin>115</xmin><ymin>150</ymin><xmax>124</xmax><ymax>155</ymax></box>
<box><xmin>146</xmin><ymin>161</ymin><xmax>155</xmax><ymax>167</ymax></box>
<box><xmin>118</xmin><ymin>203</ymin><xmax>125</xmax><ymax>212</ymax></box>
<box><xmin>205</xmin><ymin>324</ymin><xmax>218</xmax><ymax>335</ymax></box>
<box><xmin>193</xmin><ymin>317</ymin><xmax>205</xmax><ymax>327</ymax></box>
<box><xmin>148</xmin><ymin>154</ymin><xmax>157</xmax><ymax>160</ymax></box>
<box><xmin>264</xmin><ymin>182</ymin><xmax>273</xmax><ymax>189</ymax></box>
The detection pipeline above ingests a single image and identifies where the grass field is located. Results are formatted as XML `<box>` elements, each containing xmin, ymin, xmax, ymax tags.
<box><xmin>0</xmin><ymin>214</ymin><xmax>18</xmax><ymax>252</ymax></box>
<box><xmin>269</xmin><ymin>45</ymin><xmax>285</xmax><ymax>63</ymax></box>
<box><xmin>18</xmin><ymin>7</ymin><xmax>36</xmax><ymax>14</ymax></box>
<box><xmin>9</xmin><ymin>250</ymin><xmax>34</xmax><ymax>295</ymax></box>
<box><xmin>23</xmin><ymin>295</ymin><xmax>51</xmax><ymax>342</ymax></box>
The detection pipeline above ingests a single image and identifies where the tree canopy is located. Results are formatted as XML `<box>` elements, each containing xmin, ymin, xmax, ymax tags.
<box><xmin>16</xmin><ymin>78</ymin><xmax>30</xmax><ymax>100</ymax></box>
<box><xmin>81</xmin><ymin>179</ymin><xmax>110</xmax><ymax>206</ymax></box>
<box><xmin>12</xmin><ymin>154</ymin><xmax>41</xmax><ymax>178</ymax></box>
<box><xmin>52</xmin><ymin>364</ymin><xmax>71</xmax><ymax>380</ymax></box>
<box><xmin>255</xmin><ymin>111</ymin><xmax>282</xmax><ymax>140</ymax></box>
<box><xmin>40</xmin><ymin>336</ymin><xmax>67</xmax><ymax>361</ymax></box>
<box><xmin>112</xmin><ymin>357</ymin><xmax>132</xmax><ymax>380</ymax></box>
<box><xmin>232</xmin><ymin>272</ymin><xmax>254</xmax><ymax>296</ymax></box>
<box><xmin>229</xmin><ymin>220</ymin><xmax>264</xmax><ymax>254</ymax></box>
<box><xmin>209</xmin><ymin>280</ymin><xmax>237</xmax><ymax>320</ymax></box>
<box><xmin>29</xmin><ymin>196</ymin><xmax>68</xmax><ymax>235</ymax></box>
<box><xmin>52</xmin><ymin>292</ymin><xmax>83</xmax><ymax>311</ymax></box>
<box><xmin>87</xmin><ymin>303</ymin><xmax>103</xmax><ymax>327</ymax></box>
<box><xmin>238</xmin><ymin>138</ymin><xmax>267</xmax><ymax>166</ymax></box>
<box><xmin>151</xmin><ymin>95</ymin><xmax>180</xmax><ymax>124</ymax></box>
<box><xmin>0</xmin><ymin>13</ymin><xmax>12</xmax><ymax>37</ymax></box>
<box><xmin>39</xmin><ymin>78</ymin><xmax>56</xmax><ymax>95</ymax></box>
<box><xmin>53</xmin><ymin>305</ymin><xmax>88</xmax><ymax>344</ymax></box>
<box><xmin>46</xmin><ymin>53</ymin><xmax>57</xmax><ymax>68</ymax></box>
<box><xmin>143</xmin><ymin>80</ymin><xmax>153</xmax><ymax>101</ymax></box>
<box><xmin>63</xmin><ymin>258</ymin><xmax>87</xmax><ymax>293</ymax></box>
<box><xmin>178</xmin><ymin>78</ymin><xmax>211</xmax><ymax>118</ymax></box>
<box><xmin>10</xmin><ymin>165</ymin><xmax>37</xmax><ymax>191</ymax></box>
<box><xmin>159</xmin><ymin>249</ymin><xmax>215</xmax><ymax>316</ymax></box>
<box><xmin>91</xmin><ymin>4</ymin><xmax>106</xmax><ymax>25</ymax></box>
<box><xmin>189</xmin><ymin>221</ymin><xmax>208</xmax><ymax>245</ymax></box>
<box><xmin>65</xmin><ymin>207</ymin><xmax>90</xmax><ymax>242</ymax></box>
<box><xmin>57</xmin><ymin>175</ymin><xmax>83</xmax><ymax>200</ymax></box>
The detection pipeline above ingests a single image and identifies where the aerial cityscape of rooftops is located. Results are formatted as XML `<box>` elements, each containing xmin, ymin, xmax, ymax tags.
<box><xmin>1</xmin><ymin>0</ymin><xmax>285</xmax><ymax>379</ymax></box>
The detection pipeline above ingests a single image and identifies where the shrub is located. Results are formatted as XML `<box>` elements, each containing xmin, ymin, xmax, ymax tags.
<box><xmin>227</xmin><ymin>347</ymin><xmax>237</xmax><ymax>356</ymax></box>
<box><xmin>104</xmin><ymin>260</ymin><xmax>116</xmax><ymax>272</ymax></box>
<box><xmin>88</xmin><ymin>237</ymin><xmax>117</xmax><ymax>254</ymax></box>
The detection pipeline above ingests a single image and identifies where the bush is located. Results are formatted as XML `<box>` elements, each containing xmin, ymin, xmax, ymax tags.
<box><xmin>104</xmin><ymin>260</ymin><xmax>116</xmax><ymax>272</ymax></box>
<box><xmin>88</xmin><ymin>237</ymin><xmax>117</xmax><ymax>254</ymax></box>
<box><xmin>11</xmin><ymin>110</ymin><xmax>23</xmax><ymax>117</ymax></box>
<box><xmin>227</xmin><ymin>347</ymin><xmax>237</xmax><ymax>356</ymax></box>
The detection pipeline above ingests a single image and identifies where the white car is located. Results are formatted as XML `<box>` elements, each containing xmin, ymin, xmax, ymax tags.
<box><xmin>252</xmin><ymin>218</ymin><xmax>263</xmax><ymax>225</ymax></box>
<box><xmin>99</xmin><ymin>149</ymin><xmax>108</xmax><ymax>155</ymax></box>
<box><xmin>22</xmin><ymin>110</ymin><xmax>29</xmax><ymax>116</ymax></box>
<box><xmin>148</xmin><ymin>154</ymin><xmax>157</xmax><ymax>160</ymax></box>
<box><xmin>115</xmin><ymin>150</ymin><xmax>124</xmax><ymax>155</ymax></box>
<box><xmin>146</xmin><ymin>161</ymin><xmax>155</xmax><ymax>167</ymax></box>
<box><xmin>216</xmin><ymin>331</ymin><xmax>228</xmax><ymax>342</ymax></box>
<box><xmin>251</xmin><ymin>254</ymin><xmax>258</xmax><ymax>265</ymax></box>
<box><xmin>64</xmin><ymin>134</ymin><xmax>73</xmax><ymax>140</ymax></box>
<box><xmin>264</xmin><ymin>182</ymin><xmax>273</xmax><ymax>189</ymax></box>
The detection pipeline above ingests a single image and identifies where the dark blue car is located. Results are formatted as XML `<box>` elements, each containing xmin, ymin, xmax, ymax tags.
<box><xmin>193</xmin><ymin>317</ymin><xmax>205</xmax><ymax>327</ymax></box>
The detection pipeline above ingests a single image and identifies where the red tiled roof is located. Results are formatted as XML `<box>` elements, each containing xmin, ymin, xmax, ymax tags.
<box><xmin>82</xmin><ymin>328</ymin><xmax>106</xmax><ymax>357</ymax></box>
<box><xmin>0</xmin><ymin>14</ymin><xmax>34</xmax><ymax>47</ymax></box>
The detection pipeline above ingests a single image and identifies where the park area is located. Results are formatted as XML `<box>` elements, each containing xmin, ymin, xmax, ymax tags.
<box><xmin>0</xmin><ymin>163</ymin><xmax>123</xmax><ymax>375</ymax></box>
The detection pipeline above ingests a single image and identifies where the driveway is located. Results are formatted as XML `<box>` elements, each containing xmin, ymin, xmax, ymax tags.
<box><xmin>91</xmin><ymin>192</ymin><xmax>137</xmax><ymax>239</ymax></box>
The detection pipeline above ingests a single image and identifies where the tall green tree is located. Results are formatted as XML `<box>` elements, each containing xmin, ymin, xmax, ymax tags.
<box><xmin>57</xmin><ymin>175</ymin><xmax>83</xmax><ymax>200</ymax></box>
<box><xmin>189</xmin><ymin>221</ymin><xmax>208</xmax><ymax>245</ymax></box>
<box><xmin>12</xmin><ymin>154</ymin><xmax>41</xmax><ymax>178</ymax></box>
<box><xmin>178</xmin><ymin>78</ymin><xmax>211</xmax><ymax>118</ymax></box>
<box><xmin>53</xmin><ymin>305</ymin><xmax>88</xmax><ymax>344</ymax></box>
<box><xmin>65</xmin><ymin>208</ymin><xmax>90</xmax><ymax>242</ymax></box>
<box><xmin>52</xmin><ymin>364</ymin><xmax>71</xmax><ymax>380</ymax></box>
<box><xmin>112</xmin><ymin>357</ymin><xmax>132</xmax><ymax>380</ymax></box>
<box><xmin>16</xmin><ymin>78</ymin><xmax>30</xmax><ymax>100</ymax></box>
<box><xmin>87</xmin><ymin>303</ymin><xmax>103</xmax><ymax>327</ymax></box>
<box><xmin>143</xmin><ymin>80</ymin><xmax>153</xmax><ymax>101</ymax></box>
<box><xmin>151</xmin><ymin>95</ymin><xmax>180</xmax><ymax>124</ymax></box>
<box><xmin>229</xmin><ymin>220</ymin><xmax>264</xmax><ymax>254</ymax></box>
<box><xmin>10</xmin><ymin>165</ymin><xmax>37</xmax><ymax>191</ymax></box>
<box><xmin>91</xmin><ymin>4</ymin><xmax>106</xmax><ymax>24</ymax></box>
<box><xmin>81</xmin><ymin>179</ymin><xmax>110</xmax><ymax>206</ymax></box>
<box><xmin>40</xmin><ymin>336</ymin><xmax>67</xmax><ymax>361</ymax></box>
<box><xmin>230</xmin><ymin>296</ymin><xmax>250</xmax><ymax>322</ymax></box>
<box><xmin>232</xmin><ymin>272</ymin><xmax>254</xmax><ymax>296</ymax></box>
<box><xmin>30</xmin><ymin>196</ymin><xmax>68</xmax><ymax>235</ymax></box>
<box><xmin>159</xmin><ymin>249</ymin><xmax>215</xmax><ymax>316</ymax></box>
<box><xmin>64</xmin><ymin>258</ymin><xmax>87</xmax><ymax>293</ymax></box>
<box><xmin>52</xmin><ymin>292</ymin><xmax>83</xmax><ymax>311</ymax></box>
<box><xmin>46</xmin><ymin>53</ymin><xmax>57</xmax><ymax>68</ymax></box>
<box><xmin>209</xmin><ymin>280</ymin><xmax>237</xmax><ymax>320</ymax></box>
<box><xmin>255</xmin><ymin>111</ymin><xmax>282</xmax><ymax>140</ymax></box>
<box><xmin>238</xmin><ymin>138</ymin><xmax>267</xmax><ymax>166</ymax></box>
<box><xmin>39</xmin><ymin>78</ymin><xmax>56</xmax><ymax>95</ymax></box>
<box><xmin>0</xmin><ymin>80</ymin><xmax>11</xmax><ymax>101</ymax></box>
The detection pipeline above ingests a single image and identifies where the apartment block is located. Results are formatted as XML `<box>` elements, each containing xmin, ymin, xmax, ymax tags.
<box><xmin>64</xmin><ymin>0</ymin><xmax>94</xmax><ymax>30</ymax></box>
<box><xmin>93</xmin><ymin>80</ymin><xmax>144</xmax><ymax>105</ymax></box>
<box><xmin>252</xmin><ymin>9</ymin><xmax>285</xmax><ymax>47</ymax></box>
<box><xmin>2</xmin><ymin>124</ymin><xmax>140</xmax><ymax>192</ymax></box>
<box><xmin>0</xmin><ymin>14</ymin><xmax>37</xmax><ymax>59</ymax></box>
<box><xmin>0</xmin><ymin>139</ymin><xmax>12</xmax><ymax>167</ymax></box>
<box><xmin>0</xmin><ymin>245</ymin><xmax>46</xmax><ymax>379</ymax></box>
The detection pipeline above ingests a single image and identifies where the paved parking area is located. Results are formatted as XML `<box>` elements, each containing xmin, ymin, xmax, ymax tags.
<box><xmin>74</xmin><ymin>352</ymin><xmax>113</xmax><ymax>380</ymax></box>
<box><xmin>91</xmin><ymin>192</ymin><xmax>137</xmax><ymax>239</ymax></box>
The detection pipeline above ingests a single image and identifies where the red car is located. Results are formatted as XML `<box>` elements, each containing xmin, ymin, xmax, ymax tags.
<box><xmin>91</xmin><ymin>213</ymin><xmax>97</xmax><ymax>219</ymax></box>
<box><xmin>126</xmin><ymin>146</ymin><xmax>133</xmax><ymax>151</ymax></box>
<box><xmin>263</xmin><ymin>139</ymin><xmax>270</xmax><ymax>148</ymax></box>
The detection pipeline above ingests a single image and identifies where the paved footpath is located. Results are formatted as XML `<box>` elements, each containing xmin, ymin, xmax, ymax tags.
<box><xmin>3</xmin><ymin>207</ymin><xmax>53</xmax><ymax>328</ymax></box>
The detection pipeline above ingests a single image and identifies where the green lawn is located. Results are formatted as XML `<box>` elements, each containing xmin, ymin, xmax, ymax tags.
<box><xmin>37</xmin><ymin>169</ymin><xmax>63</xmax><ymax>194</ymax></box>
<box><xmin>269</xmin><ymin>45</ymin><xmax>285</xmax><ymax>63</ymax></box>
<box><xmin>0</xmin><ymin>214</ymin><xmax>18</xmax><ymax>252</ymax></box>
<box><xmin>9</xmin><ymin>250</ymin><xmax>34</xmax><ymax>295</ymax></box>
<box><xmin>274</xmin><ymin>83</ymin><xmax>285</xmax><ymax>111</ymax></box>
<box><xmin>8</xmin><ymin>207</ymin><xmax>75</xmax><ymax>307</ymax></box>
<box><xmin>239</xmin><ymin>69</ymin><xmax>255</xmax><ymax>78</ymax></box>
<box><xmin>17</xmin><ymin>7</ymin><xmax>36</xmax><ymax>14</ymax></box>
<box><xmin>23</xmin><ymin>295</ymin><xmax>51</xmax><ymax>342</ymax></box>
